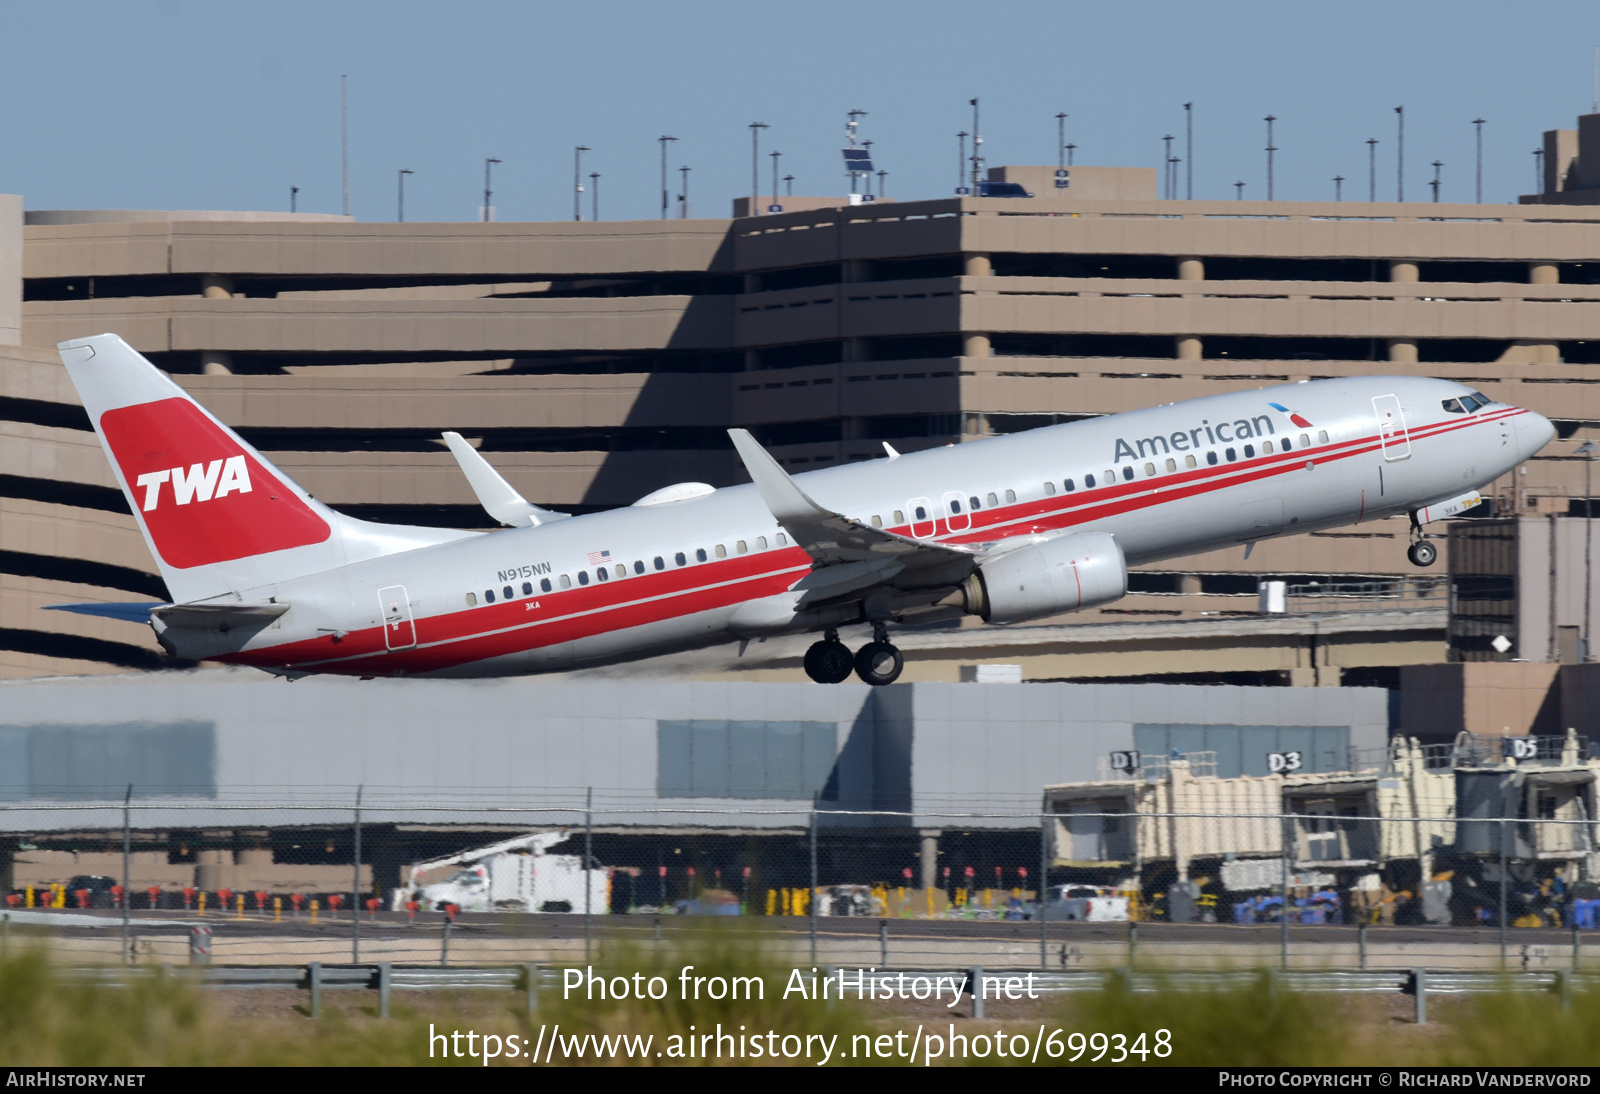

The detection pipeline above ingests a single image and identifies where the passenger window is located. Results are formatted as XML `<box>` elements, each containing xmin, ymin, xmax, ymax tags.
<box><xmin>1226</xmin><ymin>448</ymin><xmax>1237</xmax><ymax>461</ymax></box>
<box><xmin>1207</xmin><ymin>452</ymin><xmax>1218</xmax><ymax>466</ymax></box>
<box><xmin>986</xmin><ymin>493</ymin><xmax>998</xmax><ymax>507</ymax></box>
<box><xmin>485</xmin><ymin>589</ymin><xmax>496</xmax><ymax>603</ymax></box>
<box><xmin>466</xmin><ymin>592</ymin><xmax>478</xmax><ymax>607</ymax></box>
<box><xmin>560</xmin><ymin>575</ymin><xmax>572</xmax><ymax>589</ymax></box>
<box><xmin>1041</xmin><ymin>483</ymin><xmax>1054</xmax><ymax>497</ymax></box>
<box><xmin>777</xmin><ymin>533</ymin><xmax>788</xmax><ymax>546</ymax></box>
<box><xmin>737</xmin><ymin>540</ymin><xmax>748</xmax><ymax>553</ymax></box>
<box><xmin>870</xmin><ymin>515</ymin><xmax>882</xmax><ymax>528</ymax></box>
<box><xmin>1243</xmin><ymin>444</ymin><xmax>1254</xmax><ymax>459</ymax></box>
<box><xmin>1104</xmin><ymin>469</ymin><xmax>1115</xmax><ymax>484</ymax></box>
<box><xmin>675</xmin><ymin>552</ymin><xmax>687</xmax><ymax>567</ymax></box>
<box><xmin>951</xmin><ymin>497</ymin><xmax>965</xmax><ymax>511</ymax></box>
<box><xmin>1185</xmin><ymin>455</ymin><xmax>1197</xmax><ymax>469</ymax></box>
<box><xmin>695</xmin><ymin>548</ymin><xmax>708</xmax><ymax>563</ymax></box>
<box><xmin>541</xmin><ymin>577</ymin><xmax>553</xmax><ymax>592</ymax></box>
<box><xmin>521</xmin><ymin>582</ymin><xmax>533</xmax><ymax>595</ymax></box>
<box><xmin>893</xmin><ymin>510</ymin><xmax>905</xmax><ymax>524</ymax></box>
<box><xmin>1121</xmin><ymin>466</ymin><xmax>1134</xmax><ymax>481</ymax></box>
<box><xmin>1165</xmin><ymin>458</ymin><xmax>1176</xmax><ymax>473</ymax></box>
<box><xmin>654</xmin><ymin>556</ymin><xmax>665</xmax><ymax>571</ymax></box>
<box><xmin>1281</xmin><ymin>437</ymin><xmax>1292</xmax><ymax>452</ymax></box>
<box><xmin>596</xmin><ymin>567</ymin><xmax>608</xmax><ymax>582</ymax></box>
<box><xmin>503</xmin><ymin>585</ymin><xmax>514</xmax><ymax>599</ymax></box>
<box><xmin>1004</xmin><ymin>489</ymin><xmax>1016</xmax><ymax>503</ymax></box>
<box><xmin>715</xmin><ymin>544</ymin><xmax>727</xmax><ymax>559</ymax></box>
<box><xmin>969</xmin><ymin>496</ymin><xmax>981</xmax><ymax>510</ymax></box>
<box><xmin>634</xmin><ymin>561</ymin><xmax>645</xmax><ymax>575</ymax></box>
<box><xmin>615</xmin><ymin>564</ymin><xmax>626</xmax><ymax>579</ymax></box>
<box><xmin>1064</xmin><ymin>478</ymin><xmax>1076</xmax><ymax>492</ymax></box>
<box><xmin>1085</xmin><ymin>473</ymin><xmax>1096</xmax><ymax>488</ymax></box>
<box><xmin>756</xmin><ymin>536</ymin><xmax>768</xmax><ymax>550</ymax></box>
<box><xmin>1262</xmin><ymin>441</ymin><xmax>1274</xmax><ymax>455</ymax></box>
<box><xmin>577</xmin><ymin>571</ymin><xmax>589</xmax><ymax>586</ymax></box>
<box><xmin>915</xmin><ymin>505</ymin><xmax>928</xmax><ymax>520</ymax></box>
<box><xmin>1144</xmin><ymin>463</ymin><xmax>1156</xmax><ymax>477</ymax></box>
<box><xmin>1317</xmin><ymin>430</ymin><xmax>1329</xmax><ymax>444</ymax></box>
<box><xmin>1299</xmin><ymin>433</ymin><xmax>1310</xmax><ymax>448</ymax></box>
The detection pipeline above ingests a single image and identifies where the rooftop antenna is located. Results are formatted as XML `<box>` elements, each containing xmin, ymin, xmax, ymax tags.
<box><xmin>863</xmin><ymin>141</ymin><xmax>874</xmax><ymax>197</ymax></box>
<box><xmin>1535</xmin><ymin>147</ymin><xmax>1545</xmax><ymax>194</ymax></box>
<box><xmin>844</xmin><ymin>110</ymin><xmax>868</xmax><ymax>194</ymax></box>
<box><xmin>1431</xmin><ymin>160</ymin><xmax>1443</xmax><ymax>203</ymax></box>
<box><xmin>1473</xmin><ymin>119</ymin><xmax>1486</xmax><ymax>203</ymax></box>
<box><xmin>341</xmin><ymin>75</ymin><xmax>349</xmax><ymax>217</ymax></box>
<box><xmin>1367</xmin><ymin>138</ymin><xmax>1379</xmax><ymax>202</ymax></box>
<box><xmin>573</xmin><ymin>146</ymin><xmax>589</xmax><ymax>221</ymax></box>
<box><xmin>1162</xmin><ymin>134</ymin><xmax>1174</xmax><ymax>198</ymax></box>
<box><xmin>1264</xmin><ymin>115</ymin><xmax>1278</xmax><ymax>201</ymax></box>
<box><xmin>956</xmin><ymin>131</ymin><xmax>968</xmax><ymax>193</ymax></box>
<box><xmin>658</xmin><ymin>136</ymin><xmax>677</xmax><ymax>219</ymax></box>
<box><xmin>1395</xmin><ymin>105</ymin><xmax>1405</xmax><ymax>202</ymax></box>
<box><xmin>1056</xmin><ymin>112</ymin><xmax>1068</xmax><ymax>169</ymax></box>
<box><xmin>679</xmin><ymin>164</ymin><xmax>691</xmax><ymax>219</ymax></box>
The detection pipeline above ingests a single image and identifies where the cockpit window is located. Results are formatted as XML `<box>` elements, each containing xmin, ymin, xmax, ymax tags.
<box><xmin>1468</xmin><ymin>390</ymin><xmax>1492</xmax><ymax>407</ymax></box>
<box><xmin>1442</xmin><ymin>398</ymin><xmax>1466</xmax><ymax>414</ymax></box>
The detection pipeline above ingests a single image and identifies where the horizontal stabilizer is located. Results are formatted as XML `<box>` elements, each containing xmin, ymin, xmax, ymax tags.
<box><xmin>45</xmin><ymin>602</ymin><xmax>167</xmax><ymax>623</ymax></box>
<box><xmin>442</xmin><ymin>432</ymin><xmax>570</xmax><ymax>528</ymax></box>
<box><xmin>152</xmin><ymin>602</ymin><xmax>289</xmax><ymax>630</ymax></box>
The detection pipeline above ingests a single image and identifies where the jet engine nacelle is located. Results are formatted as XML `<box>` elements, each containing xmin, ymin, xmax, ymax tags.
<box><xmin>958</xmin><ymin>532</ymin><xmax>1127</xmax><ymax>624</ymax></box>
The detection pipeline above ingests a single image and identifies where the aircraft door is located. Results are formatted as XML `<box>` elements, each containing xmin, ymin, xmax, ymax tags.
<box><xmin>1373</xmin><ymin>394</ymin><xmax>1411</xmax><ymax>461</ymax></box>
<box><xmin>907</xmin><ymin>497</ymin><xmax>936</xmax><ymax>538</ymax></box>
<box><xmin>941</xmin><ymin>491</ymin><xmax>971</xmax><ymax>534</ymax></box>
<box><xmin>378</xmin><ymin>584</ymin><xmax>417</xmax><ymax>650</ymax></box>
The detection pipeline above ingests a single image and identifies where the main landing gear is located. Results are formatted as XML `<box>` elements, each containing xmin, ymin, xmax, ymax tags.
<box><xmin>803</xmin><ymin>624</ymin><xmax>905</xmax><ymax>686</ymax></box>
<box><xmin>1406</xmin><ymin>512</ymin><xmax>1438</xmax><ymax>568</ymax></box>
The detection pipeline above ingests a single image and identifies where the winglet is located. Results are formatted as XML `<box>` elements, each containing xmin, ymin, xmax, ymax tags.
<box><xmin>442</xmin><ymin>432</ymin><xmax>569</xmax><ymax>527</ymax></box>
<box><xmin>727</xmin><ymin>428</ymin><xmax>833</xmax><ymax>524</ymax></box>
<box><xmin>883</xmin><ymin>442</ymin><xmax>900</xmax><ymax>460</ymax></box>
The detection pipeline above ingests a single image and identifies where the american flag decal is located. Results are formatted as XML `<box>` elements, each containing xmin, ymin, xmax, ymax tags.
<box><xmin>587</xmin><ymin>549</ymin><xmax>612</xmax><ymax>565</ymax></box>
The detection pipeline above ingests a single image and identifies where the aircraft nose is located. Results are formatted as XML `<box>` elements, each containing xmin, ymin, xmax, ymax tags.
<box><xmin>1516</xmin><ymin>409</ymin><xmax>1556</xmax><ymax>462</ymax></box>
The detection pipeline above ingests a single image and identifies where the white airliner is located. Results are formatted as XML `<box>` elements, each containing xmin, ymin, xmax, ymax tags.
<box><xmin>50</xmin><ymin>334</ymin><xmax>1553</xmax><ymax>685</ymax></box>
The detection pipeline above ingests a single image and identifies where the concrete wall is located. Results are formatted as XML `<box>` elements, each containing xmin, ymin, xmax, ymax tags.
<box><xmin>1399</xmin><ymin>661</ymin><xmax>1563</xmax><ymax>742</ymax></box>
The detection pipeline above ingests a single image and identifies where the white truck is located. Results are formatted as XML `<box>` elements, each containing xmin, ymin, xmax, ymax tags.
<box><xmin>393</xmin><ymin>831</ymin><xmax>609</xmax><ymax>914</ymax></box>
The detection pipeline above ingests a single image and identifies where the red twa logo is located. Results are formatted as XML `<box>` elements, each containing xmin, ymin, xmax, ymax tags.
<box><xmin>100</xmin><ymin>398</ymin><xmax>330</xmax><ymax>569</ymax></box>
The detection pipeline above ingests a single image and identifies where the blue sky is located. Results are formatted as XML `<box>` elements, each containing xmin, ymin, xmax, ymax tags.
<box><xmin>0</xmin><ymin>1</ymin><xmax>1594</xmax><ymax>221</ymax></box>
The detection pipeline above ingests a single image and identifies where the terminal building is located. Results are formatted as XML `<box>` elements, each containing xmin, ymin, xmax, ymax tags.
<box><xmin>5</xmin><ymin>112</ymin><xmax>1600</xmax><ymax>683</ymax></box>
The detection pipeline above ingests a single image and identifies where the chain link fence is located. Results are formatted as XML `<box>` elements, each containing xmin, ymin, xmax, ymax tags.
<box><xmin>3</xmin><ymin>792</ymin><xmax>1599</xmax><ymax>973</ymax></box>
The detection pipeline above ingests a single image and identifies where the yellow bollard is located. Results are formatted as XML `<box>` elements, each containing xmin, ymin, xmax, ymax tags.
<box><xmin>55</xmin><ymin>886</ymin><xmax>65</xmax><ymax>909</ymax></box>
<box><xmin>236</xmin><ymin>895</ymin><xmax>244</xmax><ymax>919</ymax></box>
<box><xmin>24</xmin><ymin>886</ymin><xmax>32</xmax><ymax>909</ymax></box>
<box><xmin>198</xmin><ymin>891</ymin><xmax>207</xmax><ymax>917</ymax></box>
<box><xmin>310</xmin><ymin>899</ymin><xmax>319</xmax><ymax>924</ymax></box>
<box><xmin>927</xmin><ymin>888</ymin><xmax>934</xmax><ymax>917</ymax></box>
<box><xmin>273</xmin><ymin>896</ymin><xmax>282</xmax><ymax>921</ymax></box>
<box><xmin>766</xmin><ymin>889</ymin><xmax>776</xmax><ymax>916</ymax></box>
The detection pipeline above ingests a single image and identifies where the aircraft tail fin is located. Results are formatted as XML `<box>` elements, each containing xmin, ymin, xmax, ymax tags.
<box><xmin>59</xmin><ymin>334</ymin><xmax>475</xmax><ymax>604</ymax></box>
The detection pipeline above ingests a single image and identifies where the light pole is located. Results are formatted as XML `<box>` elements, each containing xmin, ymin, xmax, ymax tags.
<box><xmin>658</xmin><ymin>136</ymin><xmax>677</xmax><ymax>219</ymax></box>
<box><xmin>783</xmin><ymin>173</ymin><xmax>794</xmax><ymax>197</ymax></box>
<box><xmin>877</xmin><ymin>169</ymin><xmax>887</xmax><ymax>197</ymax></box>
<box><xmin>1235</xmin><ymin>180</ymin><xmax>1245</xmax><ymax>200</ymax></box>
<box><xmin>770</xmin><ymin>150</ymin><xmax>781</xmax><ymax>210</ymax></box>
<box><xmin>1367</xmin><ymin>138</ymin><xmax>1379</xmax><ymax>202</ymax></box>
<box><xmin>1473</xmin><ymin>118</ymin><xmax>1486</xmax><ymax>204</ymax></box>
<box><xmin>956</xmin><ymin>131</ymin><xmax>968</xmax><ymax>192</ymax></box>
<box><xmin>969</xmin><ymin>98</ymin><xmax>982</xmax><ymax>191</ymax></box>
<box><xmin>749</xmin><ymin>123</ymin><xmax>769</xmax><ymax>215</ymax></box>
<box><xmin>679</xmin><ymin>165</ymin><xmax>690</xmax><ymax>218</ymax></box>
<box><xmin>1184</xmin><ymin>101</ymin><xmax>1193</xmax><ymax>200</ymax></box>
<box><xmin>397</xmin><ymin>169</ymin><xmax>412</xmax><ymax>223</ymax></box>
<box><xmin>590</xmin><ymin>172</ymin><xmax>600</xmax><ymax>221</ymax></box>
<box><xmin>482</xmin><ymin>158</ymin><xmax>500</xmax><ymax>223</ymax></box>
<box><xmin>1581</xmin><ymin>440</ymin><xmax>1599</xmax><ymax>661</ymax></box>
<box><xmin>863</xmin><ymin>141</ymin><xmax>874</xmax><ymax>197</ymax></box>
<box><xmin>1395</xmin><ymin>105</ymin><xmax>1405</xmax><ymax>202</ymax></box>
<box><xmin>1334</xmin><ymin>175</ymin><xmax>1344</xmax><ymax>202</ymax></box>
<box><xmin>1056</xmin><ymin>112</ymin><xmax>1068</xmax><ymax>169</ymax></box>
<box><xmin>846</xmin><ymin>110</ymin><xmax>867</xmax><ymax>194</ymax></box>
<box><xmin>1431</xmin><ymin>160</ymin><xmax>1443</xmax><ymax>203</ymax></box>
<box><xmin>573</xmin><ymin>146</ymin><xmax>589</xmax><ymax>221</ymax></box>
<box><xmin>290</xmin><ymin>185</ymin><xmax>298</xmax><ymax>213</ymax></box>
<box><xmin>1065</xmin><ymin>142</ymin><xmax>1076</xmax><ymax>166</ymax></box>
<box><xmin>1162</xmin><ymin>135</ymin><xmax>1174</xmax><ymax>199</ymax></box>
<box><xmin>1264</xmin><ymin>115</ymin><xmax>1277</xmax><ymax>201</ymax></box>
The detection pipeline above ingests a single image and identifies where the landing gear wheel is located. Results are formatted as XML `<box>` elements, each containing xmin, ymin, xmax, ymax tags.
<box><xmin>804</xmin><ymin>640</ymin><xmax>855</xmax><ymax>684</ymax></box>
<box><xmin>1407</xmin><ymin>540</ymin><xmax>1438</xmax><ymax>568</ymax></box>
<box><xmin>854</xmin><ymin>641</ymin><xmax>905</xmax><ymax>686</ymax></box>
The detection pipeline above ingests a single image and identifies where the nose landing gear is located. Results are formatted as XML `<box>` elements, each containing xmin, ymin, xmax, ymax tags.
<box><xmin>802</xmin><ymin>624</ymin><xmax>906</xmax><ymax>685</ymax></box>
<box><xmin>1406</xmin><ymin>511</ymin><xmax>1438</xmax><ymax>568</ymax></box>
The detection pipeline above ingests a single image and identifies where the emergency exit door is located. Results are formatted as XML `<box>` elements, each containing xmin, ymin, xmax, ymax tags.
<box><xmin>378</xmin><ymin>585</ymin><xmax>416</xmax><ymax>650</ymax></box>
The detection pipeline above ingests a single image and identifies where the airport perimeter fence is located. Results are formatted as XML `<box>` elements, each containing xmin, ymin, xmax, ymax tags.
<box><xmin>4</xmin><ymin>796</ymin><xmax>1600</xmax><ymax>974</ymax></box>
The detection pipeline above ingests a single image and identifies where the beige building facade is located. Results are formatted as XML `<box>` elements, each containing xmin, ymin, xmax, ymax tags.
<box><xmin>3</xmin><ymin>140</ymin><xmax>1598</xmax><ymax>680</ymax></box>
